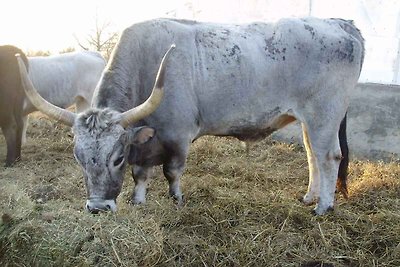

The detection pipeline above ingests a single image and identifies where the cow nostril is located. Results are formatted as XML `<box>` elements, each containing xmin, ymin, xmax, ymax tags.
<box><xmin>86</xmin><ymin>204</ymin><xmax>99</xmax><ymax>214</ymax></box>
<box><xmin>90</xmin><ymin>209</ymin><xmax>99</xmax><ymax>214</ymax></box>
<box><xmin>105</xmin><ymin>204</ymin><xmax>111</xmax><ymax>210</ymax></box>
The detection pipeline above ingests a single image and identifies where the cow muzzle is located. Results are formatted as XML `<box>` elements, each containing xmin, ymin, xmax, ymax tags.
<box><xmin>86</xmin><ymin>198</ymin><xmax>117</xmax><ymax>214</ymax></box>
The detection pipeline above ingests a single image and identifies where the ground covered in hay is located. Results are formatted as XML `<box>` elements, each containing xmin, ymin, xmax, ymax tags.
<box><xmin>1</xmin><ymin>115</ymin><xmax>400</xmax><ymax>267</ymax></box>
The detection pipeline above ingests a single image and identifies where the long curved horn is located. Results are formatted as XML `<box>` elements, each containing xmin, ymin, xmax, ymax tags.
<box><xmin>119</xmin><ymin>44</ymin><xmax>176</xmax><ymax>128</ymax></box>
<box><xmin>16</xmin><ymin>54</ymin><xmax>76</xmax><ymax>127</ymax></box>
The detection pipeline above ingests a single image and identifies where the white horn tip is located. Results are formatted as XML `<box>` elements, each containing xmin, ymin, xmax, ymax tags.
<box><xmin>171</xmin><ymin>44</ymin><xmax>176</xmax><ymax>49</ymax></box>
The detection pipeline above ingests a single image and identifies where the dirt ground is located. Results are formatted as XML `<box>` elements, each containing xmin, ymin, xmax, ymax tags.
<box><xmin>0</xmin><ymin>115</ymin><xmax>399</xmax><ymax>266</ymax></box>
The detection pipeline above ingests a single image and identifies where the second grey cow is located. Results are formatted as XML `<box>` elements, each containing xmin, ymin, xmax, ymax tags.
<box><xmin>22</xmin><ymin>51</ymin><xmax>106</xmax><ymax>143</ymax></box>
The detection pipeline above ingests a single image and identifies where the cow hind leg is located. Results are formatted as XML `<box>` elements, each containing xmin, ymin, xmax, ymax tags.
<box><xmin>302</xmin><ymin>117</ymin><xmax>343</xmax><ymax>215</ymax></box>
<box><xmin>315</xmin><ymin>141</ymin><xmax>342</xmax><ymax>215</ymax></box>
<box><xmin>163</xmin><ymin>162</ymin><xmax>185</xmax><ymax>206</ymax></box>
<box><xmin>301</xmin><ymin>123</ymin><xmax>320</xmax><ymax>205</ymax></box>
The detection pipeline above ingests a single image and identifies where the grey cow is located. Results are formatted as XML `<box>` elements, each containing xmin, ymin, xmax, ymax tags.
<box><xmin>17</xmin><ymin>18</ymin><xmax>364</xmax><ymax>215</ymax></box>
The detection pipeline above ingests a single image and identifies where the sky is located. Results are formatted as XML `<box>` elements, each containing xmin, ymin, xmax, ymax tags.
<box><xmin>0</xmin><ymin>0</ymin><xmax>188</xmax><ymax>53</ymax></box>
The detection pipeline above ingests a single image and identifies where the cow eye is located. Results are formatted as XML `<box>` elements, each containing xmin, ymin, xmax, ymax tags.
<box><xmin>113</xmin><ymin>156</ymin><xmax>125</xmax><ymax>167</ymax></box>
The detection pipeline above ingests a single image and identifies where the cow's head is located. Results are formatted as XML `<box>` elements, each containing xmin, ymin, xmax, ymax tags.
<box><xmin>16</xmin><ymin>44</ymin><xmax>175</xmax><ymax>213</ymax></box>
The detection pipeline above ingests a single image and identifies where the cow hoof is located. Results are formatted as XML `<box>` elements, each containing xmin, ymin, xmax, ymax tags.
<box><xmin>130</xmin><ymin>197</ymin><xmax>146</xmax><ymax>205</ymax></box>
<box><xmin>301</xmin><ymin>194</ymin><xmax>316</xmax><ymax>206</ymax></box>
<box><xmin>171</xmin><ymin>194</ymin><xmax>184</xmax><ymax>207</ymax></box>
<box><xmin>312</xmin><ymin>206</ymin><xmax>334</xmax><ymax>216</ymax></box>
<box><xmin>4</xmin><ymin>156</ymin><xmax>21</xmax><ymax>167</ymax></box>
<box><xmin>131</xmin><ymin>200</ymin><xmax>144</xmax><ymax>205</ymax></box>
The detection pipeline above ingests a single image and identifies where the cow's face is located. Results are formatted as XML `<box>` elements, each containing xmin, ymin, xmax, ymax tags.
<box><xmin>72</xmin><ymin>109</ymin><xmax>155</xmax><ymax>213</ymax></box>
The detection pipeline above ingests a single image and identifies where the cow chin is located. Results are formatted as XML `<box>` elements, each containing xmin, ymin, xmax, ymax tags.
<box><xmin>86</xmin><ymin>198</ymin><xmax>117</xmax><ymax>214</ymax></box>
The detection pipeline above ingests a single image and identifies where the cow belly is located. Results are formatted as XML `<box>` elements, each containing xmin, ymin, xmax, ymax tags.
<box><xmin>215</xmin><ymin>114</ymin><xmax>297</xmax><ymax>142</ymax></box>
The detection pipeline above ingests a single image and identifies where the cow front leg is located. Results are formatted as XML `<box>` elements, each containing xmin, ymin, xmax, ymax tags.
<box><xmin>162</xmin><ymin>141</ymin><xmax>189</xmax><ymax>206</ymax></box>
<box><xmin>2</xmin><ymin>117</ymin><xmax>23</xmax><ymax>167</ymax></box>
<box><xmin>2</xmin><ymin>124</ymin><xmax>17</xmax><ymax>167</ymax></box>
<box><xmin>131</xmin><ymin>165</ymin><xmax>154</xmax><ymax>204</ymax></box>
<box><xmin>163</xmin><ymin>160</ymin><xmax>185</xmax><ymax>206</ymax></box>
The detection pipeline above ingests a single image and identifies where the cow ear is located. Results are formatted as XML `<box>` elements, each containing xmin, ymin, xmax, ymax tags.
<box><xmin>128</xmin><ymin>127</ymin><xmax>155</xmax><ymax>145</ymax></box>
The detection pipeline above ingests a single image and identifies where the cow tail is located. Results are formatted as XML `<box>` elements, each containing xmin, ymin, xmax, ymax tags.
<box><xmin>337</xmin><ymin>113</ymin><xmax>349</xmax><ymax>199</ymax></box>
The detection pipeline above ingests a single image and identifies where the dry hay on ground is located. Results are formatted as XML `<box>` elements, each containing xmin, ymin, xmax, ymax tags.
<box><xmin>0</xmin><ymin>116</ymin><xmax>399</xmax><ymax>267</ymax></box>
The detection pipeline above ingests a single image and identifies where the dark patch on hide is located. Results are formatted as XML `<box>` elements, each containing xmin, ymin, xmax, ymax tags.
<box><xmin>304</xmin><ymin>24</ymin><xmax>316</xmax><ymax>39</ymax></box>
<box><xmin>228</xmin><ymin>45</ymin><xmax>240</xmax><ymax>57</ymax></box>
<box><xmin>332</xmin><ymin>40</ymin><xmax>354</xmax><ymax>63</ymax></box>
<box><xmin>332</xmin><ymin>18</ymin><xmax>365</xmax><ymax>71</ymax></box>
<box><xmin>222</xmin><ymin>45</ymin><xmax>241</xmax><ymax>64</ymax></box>
<box><xmin>319</xmin><ymin>38</ymin><xmax>328</xmax><ymax>51</ymax></box>
<box><xmin>264</xmin><ymin>35</ymin><xmax>287</xmax><ymax>61</ymax></box>
<box><xmin>198</xmin><ymin>31</ymin><xmax>222</xmax><ymax>49</ymax></box>
<box><xmin>264</xmin><ymin>36</ymin><xmax>278</xmax><ymax>54</ymax></box>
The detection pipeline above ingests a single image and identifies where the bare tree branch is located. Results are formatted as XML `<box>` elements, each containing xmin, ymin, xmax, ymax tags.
<box><xmin>73</xmin><ymin>34</ymin><xmax>89</xmax><ymax>51</ymax></box>
<box><xmin>73</xmin><ymin>14</ymin><xmax>119</xmax><ymax>60</ymax></box>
